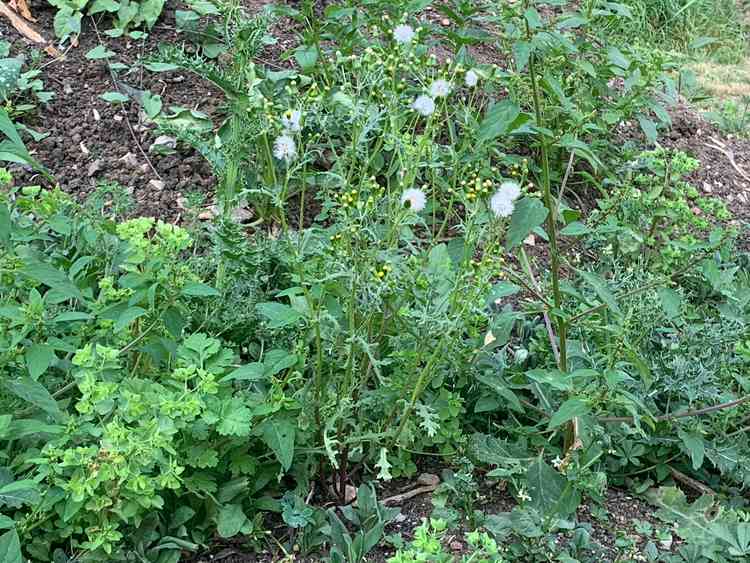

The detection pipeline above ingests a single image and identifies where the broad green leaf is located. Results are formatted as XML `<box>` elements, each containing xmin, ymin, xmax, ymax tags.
<box><xmin>294</xmin><ymin>45</ymin><xmax>318</xmax><ymax>71</ymax></box>
<box><xmin>0</xmin><ymin>515</ymin><xmax>14</xmax><ymax>529</ymax></box>
<box><xmin>181</xmin><ymin>283</ymin><xmax>219</xmax><ymax>297</ymax></box>
<box><xmin>220</xmin><ymin>362</ymin><xmax>264</xmax><ymax>383</ymax></box>
<box><xmin>678</xmin><ymin>429</ymin><xmax>705</xmax><ymax>471</ymax></box>
<box><xmin>0</xmin><ymin>529</ymin><xmax>22</xmax><ymax>563</ymax></box>
<box><xmin>560</xmin><ymin>221</ymin><xmax>590</xmax><ymax>236</ymax></box>
<box><xmin>25</xmin><ymin>343</ymin><xmax>56</xmax><ymax>380</ymax></box>
<box><xmin>88</xmin><ymin>0</ymin><xmax>119</xmax><ymax>13</ymax></box>
<box><xmin>637</xmin><ymin>115</ymin><xmax>658</xmax><ymax>142</ymax></box>
<box><xmin>100</xmin><ymin>91</ymin><xmax>129</xmax><ymax>103</ymax></box>
<box><xmin>506</xmin><ymin>197</ymin><xmax>548</xmax><ymax>249</ymax></box>
<box><xmin>4</xmin><ymin>377</ymin><xmax>63</xmax><ymax>421</ymax></box>
<box><xmin>526</xmin><ymin>458</ymin><xmax>566</xmax><ymax>514</ymax></box>
<box><xmin>0</xmin><ymin>415</ymin><xmax>10</xmax><ymax>439</ymax></box>
<box><xmin>144</xmin><ymin>62</ymin><xmax>180</xmax><ymax>72</ymax></box>
<box><xmin>256</xmin><ymin>302</ymin><xmax>303</xmax><ymax>329</ymax></box>
<box><xmin>0</xmin><ymin>204</ymin><xmax>9</xmax><ymax>246</ymax></box>
<box><xmin>51</xmin><ymin>311</ymin><xmax>92</xmax><ymax>323</ymax></box>
<box><xmin>658</xmin><ymin>287</ymin><xmax>682</xmax><ymax>320</ymax></box>
<box><xmin>548</xmin><ymin>398</ymin><xmax>590</xmax><ymax>429</ymax></box>
<box><xmin>21</xmin><ymin>260</ymin><xmax>83</xmax><ymax>301</ymax></box>
<box><xmin>579</xmin><ymin>270</ymin><xmax>621</xmax><ymax>316</ymax></box>
<box><xmin>478</xmin><ymin>100</ymin><xmax>521</xmax><ymax>143</ymax></box>
<box><xmin>476</xmin><ymin>374</ymin><xmax>522</xmax><ymax>412</ymax></box>
<box><xmin>85</xmin><ymin>45</ymin><xmax>115</xmax><ymax>59</ymax></box>
<box><xmin>141</xmin><ymin>91</ymin><xmax>163</xmax><ymax>119</ymax></box>
<box><xmin>646</xmin><ymin>487</ymin><xmax>721</xmax><ymax>546</ymax></box>
<box><xmin>0</xmin><ymin>480</ymin><xmax>40</xmax><ymax>508</ymax></box>
<box><xmin>216</xmin><ymin>504</ymin><xmax>247</xmax><ymax>538</ymax></box>
<box><xmin>513</xmin><ymin>40</ymin><xmax>532</xmax><ymax>71</ymax></box>
<box><xmin>114</xmin><ymin>306</ymin><xmax>147</xmax><ymax>333</ymax></box>
<box><xmin>258</xmin><ymin>417</ymin><xmax>295</xmax><ymax>471</ymax></box>
<box><xmin>607</xmin><ymin>46</ymin><xmax>630</xmax><ymax>69</ymax></box>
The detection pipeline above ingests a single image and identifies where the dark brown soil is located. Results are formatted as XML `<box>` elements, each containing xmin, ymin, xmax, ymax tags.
<box><xmin>661</xmin><ymin>104</ymin><xmax>750</xmax><ymax>245</ymax></box>
<box><xmin>3</xmin><ymin>3</ymin><xmax>223</xmax><ymax>219</ymax></box>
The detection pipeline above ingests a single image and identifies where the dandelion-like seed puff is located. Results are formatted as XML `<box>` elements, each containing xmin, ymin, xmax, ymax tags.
<box><xmin>393</xmin><ymin>24</ymin><xmax>415</xmax><ymax>44</ymax></box>
<box><xmin>281</xmin><ymin>109</ymin><xmax>302</xmax><ymax>133</ymax></box>
<box><xmin>465</xmin><ymin>69</ymin><xmax>479</xmax><ymax>87</ymax></box>
<box><xmin>412</xmin><ymin>95</ymin><xmax>435</xmax><ymax>116</ymax></box>
<box><xmin>429</xmin><ymin>79</ymin><xmax>452</xmax><ymax>98</ymax></box>
<box><xmin>490</xmin><ymin>180</ymin><xmax>522</xmax><ymax>218</ymax></box>
<box><xmin>273</xmin><ymin>134</ymin><xmax>297</xmax><ymax>162</ymax></box>
<box><xmin>400</xmin><ymin>188</ymin><xmax>427</xmax><ymax>212</ymax></box>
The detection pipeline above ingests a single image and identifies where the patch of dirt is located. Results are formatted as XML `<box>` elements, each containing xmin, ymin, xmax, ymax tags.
<box><xmin>2</xmin><ymin>3</ymin><xmax>219</xmax><ymax>219</ymax></box>
<box><xmin>661</xmin><ymin>104</ymin><xmax>750</xmax><ymax>245</ymax></box>
<box><xmin>185</xmin><ymin>479</ymin><xmax>670</xmax><ymax>563</ymax></box>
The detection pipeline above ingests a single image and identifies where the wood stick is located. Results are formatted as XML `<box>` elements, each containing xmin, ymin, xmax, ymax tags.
<box><xmin>669</xmin><ymin>466</ymin><xmax>716</xmax><ymax>497</ymax></box>
<box><xmin>0</xmin><ymin>2</ymin><xmax>59</xmax><ymax>56</ymax></box>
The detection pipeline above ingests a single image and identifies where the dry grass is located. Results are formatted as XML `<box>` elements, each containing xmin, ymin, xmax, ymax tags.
<box><xmin>691</xmin><ymin>59</ymin><xmax>750</xmax><ymax>101</ymax></box>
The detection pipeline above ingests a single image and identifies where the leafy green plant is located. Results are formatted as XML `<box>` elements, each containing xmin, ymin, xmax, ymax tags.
<box><xmin>47</xmin><ymin>0</ymin><xmax>164</xmax><ymax>42</ymax></box>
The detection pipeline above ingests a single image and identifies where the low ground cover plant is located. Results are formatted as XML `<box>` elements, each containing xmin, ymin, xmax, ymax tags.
<box><xmin>1</xmin><ymin>0</ymin><xmax>749</xmax><ymax>561</ymax></box>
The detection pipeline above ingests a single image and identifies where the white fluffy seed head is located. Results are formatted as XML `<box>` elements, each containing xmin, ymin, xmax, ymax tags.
<box><xmin>281</xmin><ymin>109</ymin><xmax>302</xmax><ymax>132</ymax></box>
<box><xmin>400</xmin><ymin>188</ymin><xmax>427</xmax><ymax>212</ymax></box>
<box><xmin>490</xmin><ymin>181</ymin><xmax>522</xmax><ymax>218</ymax></box>
<box><xmin>273</xmin><ymin>134</ymin><xmax>297</xmax><ymax>162</ymax></box>
<box><xmin>393</xmin><ymin>24</ymin><xmax>415</xmax><ymax>44</ymax></box>
<box><xmin>412</xmin><ymin>95</ymin><xmax>435</xmax><ymax>116</ymax></box>
<box><xmin>429</xmin><ymin>79</ymin><xmax>452</xmax><ymax>98</ymax></box>
<box><xmin>499</xmin><ymin>180</ymin><xmax>521</xmax><ymax>201</ymax></box>
<box><xmin>465</xmin><ymin>69</ymin><xmax>479</xmax><ymax>87</ymax></box>
<box><xmin>490</xmin><ymin>192</ymin><xmax>515</xmax><ymax>218</ymax></box>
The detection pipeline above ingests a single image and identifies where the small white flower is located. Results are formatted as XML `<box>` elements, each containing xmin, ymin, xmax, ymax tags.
<box><xmin>412</xmin><ymin>95</ymin><xmax>435</xmax><ymax>116</ymax></box>
<box><xmin>429</xmin><ymin>79</ymin><xmax>452</xmax><ymax>98</ymax></box>
<box><xmin>465</xmin><ymin>69</ymin><xmax>479</xmax><ymax>87</ymax></box>
<box><xmin>273</xmin><ymin>134</ymin><xmax>297</xmax><ymax>162</ymax></box>
<box><xmin>393</xmin><ymin>24</ymin><xmax>415</xmax><ymax>44</ymax></box>
<box><xmin>517</xmin><ymin>488</ymin><xmax>532</xmax><ymax>502</ymax></box>
<box><xmin>281</xmin><ymin>109</ymin><xmax>302</xmax><ymax>132</ymax></box>
<box><xmin>552</xmin><ymin>456</ymin><xmax>563</xmax><ymax>469</ymax></box>
<box><xmin>400</xmin><ymin>188</ymin><xmax>427</xmax><ymax>212</ymax></box>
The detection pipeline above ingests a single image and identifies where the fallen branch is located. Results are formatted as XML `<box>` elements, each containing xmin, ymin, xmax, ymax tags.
<box><xmin>599</xmin><ymin>395</ymin><xmax>750</xmax><ymax>424</ymax></box>
<box><xmin>669</xmin><ymin>466</ymin><xmax>716</xmax><ymax>497</ymax></box>
<box><xmin>382</xmin><ymin>484</ymin><xmax>439</xmax><ymax>506</ymax></box>
<box><xmin>0</xmin><ymin>2</ymin><xmax>59</xmax><ymax>56</ymax></box>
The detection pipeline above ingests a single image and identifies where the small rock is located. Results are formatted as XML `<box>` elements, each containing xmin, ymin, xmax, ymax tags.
<box><xmin>119</xmin><ymin>152</ymin><xmax>140</xmax><ymax>168</ymax></box>
<box><xmin>198</xmin><ymin>208</ymin><xmax>216</xmax><ymax>220</ymax></box>
<box><xmin>524</xmin><ymin>234</ymin><xmax>536</xmax><ymax>246</ymax></box>
<box><xmin>150</xmin><ymin>135</ymin><xmax>177</xmax><ymax>153</ymax></box>
<box><xmin>63</xmin><ymin>83</ymin><xmax>73</xmax><ymax>95</ymax></box>
<box><xmin>139</xmin><ymin>163</ymin><xmax>150</xmax><ymax>174</ymax></box>
<box><xmin>176</xmin><ymin>197</ymin><xmax>189</xmax><ymax>211</ymax></box>
<box><xmin>449</xmin><ymin>541</ymin><xmax>463</xmax><ymax>551</ymax></box>
<box><xmin>394</xmin><ymin>513</ymin><xmax>407</xmax><ymax>523</ymax></box>
<box><xmin>232</xmin><ymin>207</ymin><xmax>254</xmax><ymax>223</ymax></box>
<box><xmin>702</xmin><ymin>181</ymin><xmax>712</xmax><ymax>193</ymax></box>
<box><xmin>87</xmin><ymin>159</ymin><xmax>102</xmax><ymax>177</ymax></box>
<box><xmin>344</xmin><ymin>484</ymin><xmax>357</xmax><ymax>504</ymax></box>
<box><xmin>417</xmin><ymin>473</ymin><xmax>440</xmax><ymax>487</ymax></box>
<box><xmin>113</xmin><ymin>114</ymin><xmax>123</xmax><ymax>122</ymax></box>
<box><xmin>441</xmin><ymin>18</ymin><xmax>450</xmax><ymax>26</ymax></box>
<box><xmin>79</xmin><ymin>142</ymin><xmax>89</xmax><ymax>156</ymax></box>
<box><xmin>92</xmin><ymin>108</ymin><xmax>101</xmax><ymax>121</ymax></box>
<box><xmin>148</xmin><ymin>179</ymin><xmax>166</xmax><ymax>191</ymax></box>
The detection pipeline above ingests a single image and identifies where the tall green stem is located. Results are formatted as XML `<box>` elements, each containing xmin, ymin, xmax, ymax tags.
<box><xmin>528</xmin><ymin>48</ymin><xmax>568</xmax><ymax>373</ymax></box>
